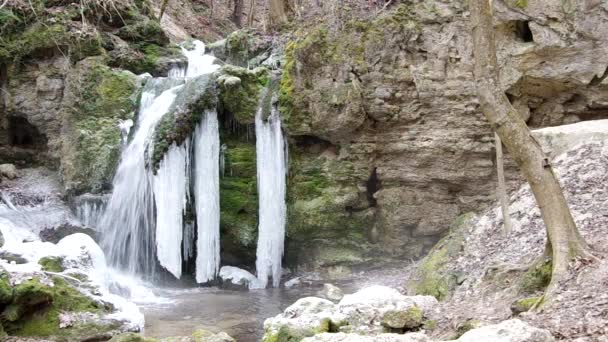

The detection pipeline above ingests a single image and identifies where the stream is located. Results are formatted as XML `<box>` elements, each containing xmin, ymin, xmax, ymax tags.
<box><xmin>141</xmin><ymin>286</ymin><xmax>320</xmax><ymax>341</ymax></box>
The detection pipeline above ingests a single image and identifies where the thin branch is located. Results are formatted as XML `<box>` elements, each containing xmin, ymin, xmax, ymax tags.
<box><xmin>0</xmin><ymin>0</ymin><xmax>9</xmax><ymax>10</ymax></box>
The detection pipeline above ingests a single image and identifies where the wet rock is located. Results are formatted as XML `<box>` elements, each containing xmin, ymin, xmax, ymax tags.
<box><xmin>319</xmin><ymin>283</ymin><xmax>344</xmax><ymax>302</ymax></box>
<box><xmin>0</xmin><ymin>164</ymin><xmax>18</xmax><ymax>180</ymax></box>
<box><xmin>0</xmin><ymin>252</ymin><xmax>28</xmax><ymax>265</ymax></box>
<box><xmin>456</xmin><ymin>319</ymin><xmax>555</xmax><ymax>342</ymax></box>
<box><xmin>284</xmin><ymin>277</ymin><xmax>302</xmax><ymax>288</ymax></box>
<box><xmin>191</xmin><ymin>329</ymin><xmax>236</xmax><ymax>342</ymax></box>
<box><xmin>39</xmin><ymin>223</ymin><xmax>98</xmax><ymax>244</ymax></box>
<box><xmin>381</xmin><ymin>307</ymin><xmax>424</xmax><ymax>330</ymax></box>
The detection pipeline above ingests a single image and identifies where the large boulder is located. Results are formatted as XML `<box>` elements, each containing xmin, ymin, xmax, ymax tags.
<box><xmin>262</xmin><ymin>286</ymin><xmax>438</xmax><ymax>341</ymax></box>
<box><xmin>456</xmin><ymin>319</ymin><xmax>555</xmax><ymax>342</ymax></box>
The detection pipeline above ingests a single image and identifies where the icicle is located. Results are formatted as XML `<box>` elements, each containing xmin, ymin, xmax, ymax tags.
<box><xmin>254</xmin><ymin>106</ymin><xmax>287</xmax><ymax>288</ymax></box>
<box><xmin>153</xmin><ymin>140</ymin><xmax>191</xmax><ymax>279</ymax></box>
<box><xmin>193</xmin><ymin>111</ymin><xmax>221</xmax><ymax>283</ymax></box>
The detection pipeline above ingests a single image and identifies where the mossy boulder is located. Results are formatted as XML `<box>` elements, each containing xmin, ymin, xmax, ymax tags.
<box><xmin>2</xmin><ymin>276</ymin><xmax>111</xmax><ymax>338</ymax></box>
<box><xmin>381</xmin><ymin>306</ymin><xmax>424</xmax><ymax>330</ymax></box>
<box><xmin>0</xmin><ymin>272</ymin><xmax>12</xmax><ymax>305</ymax></box>
<box><xmin>151</xmin><ymin>73</ymin><xmax>218</xmax><ymax>170</ymax></box>
<box><xmin>408</xmin><ymin>213</ymin><xmax>473</xmax><ymax>300</ymax></box>
<box><xmin>61</xmin><ymin>57</ymin><xmax>140</xmax><ymax>193</ymax></box>
<box><xmin>38</xmin><ymin>256</ymin><xmax>65</xmax><ymax>273</ymax></box>
<box><xmin>218</xmin><ymin>65</ymin><xmax>270</xmax><ymax>124</ymax></box>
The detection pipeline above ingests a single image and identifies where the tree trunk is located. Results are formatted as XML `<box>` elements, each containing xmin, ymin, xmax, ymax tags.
<box><xmin>470</xmin><ymin>0</ymin><xmax>593</xmax><ymax>294</ymax></box>
<box><xmin>159</xmin><ymin>0</ymin><xmax>169</xmax><ymax>21</ymax></box>
<box><xmin>232</xmin><ymin>0</ymin><xmax>244</xmax><ymax>27</ymax></box>
<box><xmin>495</xmin><ymin>132</ymin><xmax>512</xmax><ymax>236</ymax></box>
<box><xmin>267</xmin><ymin>0</ymin><xmax>288</xmax><ymax>29</ymax></box>
<box><xmin>247</xmin><ymin>0</ymin><xmax>256</xmax><ymax>26</ymax></box>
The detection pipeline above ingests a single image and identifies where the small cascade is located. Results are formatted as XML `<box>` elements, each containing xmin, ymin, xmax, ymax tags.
<box><xmin>254</xmin><ymin>105</ymin><xmax>287</xmax><ymax>288</ymax></box>
<box><xmin>153</xmin><ymin>140</ymin><xmax>191</xmax><ymax>279</ymax></box>
<box><xmin>73</xmin><ymin>194</ymin><xmax>108</xmax><ymax>228</ymax></box>
<box><xmin>193</xmin><ymin>111</ymin><xmax>221</xmax><ymax>283</ymax></box>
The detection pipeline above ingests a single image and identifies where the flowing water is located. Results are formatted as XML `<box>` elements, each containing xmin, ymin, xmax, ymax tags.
<box><xmin>254</xmin><ymin>106</ymin><xmax>287</xmax><ymax>288</ymax></box>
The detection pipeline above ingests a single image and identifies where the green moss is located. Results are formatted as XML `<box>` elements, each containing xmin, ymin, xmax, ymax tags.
<box><xmin>520</xmin><ymin>259</ymin><xmax>552</xmax><ymax>293</ymax></box>
<box><xmin>515</xmin><ymin>0</ymin><xmax>528</xmax><ymax>8</ymax></box>
<box><xmin>218</xmin><ymin>65</ymin><xmax>270</xmax><ymax>124</ymax></box>
<box><xmin>0</xmin><ymin>272</ymin><xmax>12</xmax><ymax>305</ymax></box>
<box><xmin>454</xmin><ymin>319</ymin><xmax>482</xmax><ymax>339</ymax></box>
<box><xmin>6</xmin><ymin>277</ymin><xmax>104</xmax><ymax>337</ymax></box>
<box><xmin>38</xmin><ymin>257</ymin><xmax>65</xmax><ymax>273</ymax></box>
<box><xmin>511</xmin><ymin>296</ymin><xmax>541</xmax><ymax>315</ymax></box>
<box><xmin>117</xmin><ymin>19</ymin><xmax>168</xmax><ymax>45</ymax></box>
<box><xmin>382</xmin><ymin>306</ymin><xmax>424</xmax><ymax>329</ymax></box>
<box><xmin>63</xmin><ymin>60</ymin><xmax>138</xmax><ymax>193</ymax></box>
<box><xmin>225</xmin><ymin>30</ymin><xmax>253</xmax><ymax>67</ymax></box>
<box><xmin>409</xmin><ymin>213</ymin><xmax>473</xmax><ymax>300</ymax></box>
<box><xmin>264</xmin><ymin>318</ymin><xmax>331</xmax><ymax>342</ymax></box>
<box><xmin>151</xmin><ymin>74</ymin><xmax>218</xmax><ymax>170</ymax></box>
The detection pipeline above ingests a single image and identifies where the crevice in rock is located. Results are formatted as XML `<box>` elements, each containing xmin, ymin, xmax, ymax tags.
<box><xmin>513</xmin><ymin>21</ymin><xmax>533</xmax><ymax>43</ymax></box>
<box><xmin>366</xmin><ymin>167</ymin><xmax>380</xmax><ymax>208</ymax></box>
<box><xmin>587</xmin><ymin>66</ymin><xmax>608</xmax><ymax>87</ymax></box>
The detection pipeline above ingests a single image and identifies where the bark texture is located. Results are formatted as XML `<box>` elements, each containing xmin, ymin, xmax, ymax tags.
<box><xmin>268</xmin><ymin>0</ymin><xmax>288</xmax><ymax>28</ymax></box>
<box><xmin>470</xmin><ymin>0</ymin><xmax>591</xmax><ymax>291</ymax></box>
<box><xmin>495</xmin><ymin>132</ymin><xmax>511</xmax><ymax>235</ymax></box>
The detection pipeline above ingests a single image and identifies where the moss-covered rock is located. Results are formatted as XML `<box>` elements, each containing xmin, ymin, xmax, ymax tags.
<box><xmin>61</xmin><ymin>57</ymin><xmax>140</xmax><ymax>193</ymax></box>
<box><xmin>3</xmin><ymin>276</ymin><xmax>107</xmax><ymax>338</ymax></box>
<box><xmin>218</xmin><ymin>65</ymin><xmax>270</xmax><ymax>124</ymax></box>
<box><xmin>511</xmin><ymin>297</ymin><xmax>541</xmax><ymax>315</ymax></box>
<box><xmin>381</xmin><ymin>306</ymin><xmax>424</xmax><ymax>330</ymax></box>
<box><xmin>151</xmin><ymin>73</ymin><xmax>218</xmax><ymax>170</ymax></box>
<box><xmin>520</xmin><ymin>260</ymin><xmax>552</xmax><ymax>294</ymax></box>
<box><xmin>38</xmin><ymin>256</ymin><xmax>65</xmax><ymax>273</ymax></box>
<box><xmin>408</xmin><ymin>213</ymin><xmax>473</xmax><ymax>300</ymax></box>
<box><xmin>219</xmin><ymin>134</ymin><xmax>258</xmax><ymax>265</ymax></box>
<box><xmin>263</xmin><ymin>317</ymin><xmax>331</xmax><ymax>342</ymax></box>
<box><xmin>0</xmin><ymin>272</ymin><xmax>12</xmax><ymax>305</ymax></box>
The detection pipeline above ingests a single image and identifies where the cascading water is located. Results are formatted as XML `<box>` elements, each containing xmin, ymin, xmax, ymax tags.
<box><xmin>100</xmin><ymin>41</ymin><xmax>221</xmax><ymax>281</ymax></box>
<box><xmin>100</xmin><ymin>82</ymin><xmax>181</xmax><ymax>277</ymax></box>
<box><xmin>254</xmin><ymin>105</ymin><xmax>287</xmax><ymax>288</ymax></box>
<box><xmin>193</xmin><ymin>111</ymin><xmax>221</xmax><ymax>283</ymax></box>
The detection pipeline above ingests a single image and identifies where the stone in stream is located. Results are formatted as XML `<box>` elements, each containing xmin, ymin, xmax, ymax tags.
<box><xmin>218</xmin><ymin>266</ymin><xmax>263</xmax><ymax>290</ymax></box>
<box><xmin>319</xmin><ymin>283</ymin><xmax>344</xmax><ymax>301</ymax></box>
<box><xmin>0</xmin><ymin>164</ymin><xmax>18</xmax><ymax>180</ymax></box>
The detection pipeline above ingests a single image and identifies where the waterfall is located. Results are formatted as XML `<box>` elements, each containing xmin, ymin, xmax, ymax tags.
<box><xmin>153</xmin><ymin>140</ymin><xmax>191</xmax><ymax>279</ymax></box>
<box><xmin>254</xmin><ymin>106</ymin><xmax>287</xmax><ymax>288</ymax></box>
<box><xmin>100</xmin><ymin>40</ymin><xmax>221</xmax><ymax>280</ymax></box>
<box><xmin>100</xmin><ymin>82</ymin><xmax>181</xmax><ymax>277</ymax></box>
<box><xmin>193</xmin><ymin>111</ymin><xmax>221</xmax><ymax>283</ymax></box>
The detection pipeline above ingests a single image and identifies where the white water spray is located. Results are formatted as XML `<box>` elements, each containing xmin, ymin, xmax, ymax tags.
<box><xmin>193</xmin><ymin>111</ymin><xmax>221</xmax><ymax>283</ymax></box>
<box><xmin>254</xmin><ymin>106</ymin><xmax>287</xmax><ymax>288</ymax></box>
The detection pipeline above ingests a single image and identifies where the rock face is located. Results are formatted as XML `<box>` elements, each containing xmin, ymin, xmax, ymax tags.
<box><xmin>280</xmin><ymin>0</ymin><xmax>608</xmax><ymax>269</ymax></box>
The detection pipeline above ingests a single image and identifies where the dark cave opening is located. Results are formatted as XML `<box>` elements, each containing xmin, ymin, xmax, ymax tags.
<box><xmin>514</xmin><ymin>21</ymin><xmax>534</xmax><ymax>43</ymax></box>
<box><xmin>7</xmin><ymin>116</ymin><xmax>47</xmax><ymax>148</ymax></box>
